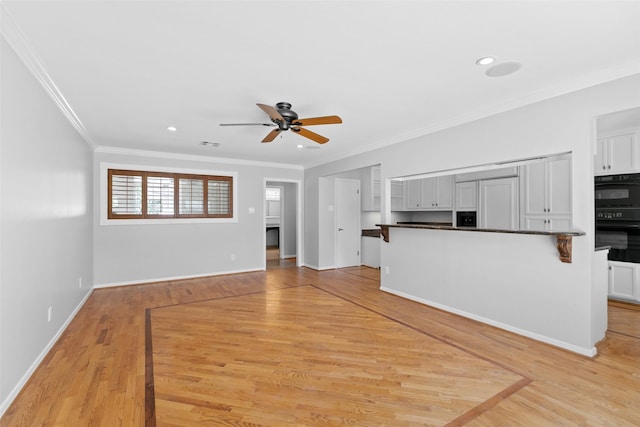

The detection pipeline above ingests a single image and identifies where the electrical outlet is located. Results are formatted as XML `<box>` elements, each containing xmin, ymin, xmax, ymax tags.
<box><xmin>230</xmin><ymin>253</ymin><xmax>236</xmax><ymax>261</ymax></box>
<box><xmin>48</xmin><ymin>306</ymin><xmax>52</xmax><ymax>323</ymax></box>
<box><xmin>385</xmin><ymin>266</ymin><xmax>390</xmax><ymax>275</ymax></box>
<box><xmin>78</xmin><ymin>277</ymin><xmax>82</xmax><ymax>289</ymax></box>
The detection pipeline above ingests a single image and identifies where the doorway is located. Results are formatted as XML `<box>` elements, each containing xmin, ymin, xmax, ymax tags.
<box><xmin>264</xmin><ymin>179</ymin><xmax>301</xmax><ymax>270</ymax></box>
<box><xmin>335</xmin><ymin>178</ymin><xmax>361</xmax><ymax>268</ymax></box>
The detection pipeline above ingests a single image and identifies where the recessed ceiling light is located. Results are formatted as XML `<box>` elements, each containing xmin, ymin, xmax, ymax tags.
<box><xmin>297</xmin><ymin>144</ymin><xmax>304</xmax><ymax>148</ymax></box>
<box><xmin>485</xmin><ymin>61</ymin><xmax>522</xmax><ymax>77</ymax></box>
<box><xmin>167</xmin><ymin>126</ymin><xmax>177</xmax><ymax>132</ymax></box>
<box><xmin>475</xmin><ymin>56</ymin><xmax>495</xmax><ymax>66</ymax></box>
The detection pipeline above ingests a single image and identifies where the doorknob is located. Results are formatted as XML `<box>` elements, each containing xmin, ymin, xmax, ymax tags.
<box><xmin>338</xmin><ymin>228</ymin><xmax>344</xmax><ymax>231</ymax></box>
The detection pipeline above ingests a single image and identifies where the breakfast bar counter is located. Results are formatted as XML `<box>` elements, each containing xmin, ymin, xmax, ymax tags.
<box><xmin>377</xmin><ymin>223</ymin><xmax>585</xmax><ymax>263</ymax></box>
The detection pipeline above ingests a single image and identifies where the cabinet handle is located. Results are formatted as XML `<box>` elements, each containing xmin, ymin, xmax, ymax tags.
<box><xmin>602</xmin><ymin>166</ymin><xmax>606</xmax><ymax>170</ymax></box>
<box><xmin>608</xmin><ymin>165</ymin><xmax>611</xmax><ymax>169</ymax></box>
<box><xmin>609</xmin><ymin>266</ymin><xmax>612</xmax><ymax>270</ymax></box>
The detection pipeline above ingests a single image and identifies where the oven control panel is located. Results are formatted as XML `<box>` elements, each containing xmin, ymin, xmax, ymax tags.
<box><xmin>596</xmin><ymin>208</ymin><xmax>640</xmax><ymax>221</ymax></box>
<box><xmin>597</xmin><ymin>211</ymin><xmax>624</xmax><ymax>219</ymax></box>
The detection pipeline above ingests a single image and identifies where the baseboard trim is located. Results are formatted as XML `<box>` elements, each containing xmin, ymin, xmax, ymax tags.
<box><xmin>380</xmin><ymin>286</ymin><xmax>597</xmax><ymax>358</ymax></box>
<box><xmin>303</xmin><ymin>264</ymin><xmax>335</xmax><ymax>271</ymax></box>
<box><xmin>0</xmin><ymin>289</ymin><xmax>94</xmax><ymax>418</ymax></box>
<box><xmin>94</xmin><ymin>268</ymin><xmax>263</xmax><ymax>289</ymax></box>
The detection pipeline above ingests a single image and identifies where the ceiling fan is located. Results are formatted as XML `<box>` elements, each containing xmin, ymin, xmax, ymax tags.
<box><xmin>220</xmin><ymin>102</ymin><xmax>342</xmax><ymax>144</ymax></box>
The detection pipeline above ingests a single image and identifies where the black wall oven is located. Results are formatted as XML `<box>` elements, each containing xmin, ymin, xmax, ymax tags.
<box><xmin>595</xmin><ymin>173</ymin><xmax>640</xmax><ymax>263</ymax></box>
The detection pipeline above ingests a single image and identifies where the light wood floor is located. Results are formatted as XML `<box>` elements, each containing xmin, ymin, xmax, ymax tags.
<box><xmin>1</xmin><ymin>266</ymin><xmax>639</xmax><ymax>426</ymax></box>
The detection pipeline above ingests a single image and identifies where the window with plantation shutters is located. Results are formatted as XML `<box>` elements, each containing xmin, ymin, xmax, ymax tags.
<box><xmin>208</xmin><ymin>177</ymin><xmax>232</xmax><ymax>216</ymax></box>
<box><xmin>179</xmin><ymin>177</ymin><xmax>204</xmax><ymax>216</ymax></box>
<box><xmin>109</xmin><ymin>170</ymin><xmax>143</xmax><ymax>218</ymax></box>
<box><xmin>107</xmin><ymin>169</ymin><xmax>233</xmax><ymax>220</ymax></box>
<box><xmin>147</xmin><ymin>174</ymin><xmax>174</xmax><ymax>216</ymax></box>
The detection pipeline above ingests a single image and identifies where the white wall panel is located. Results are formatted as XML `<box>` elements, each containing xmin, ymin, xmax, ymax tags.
<box><xmin>0</xmin><ymin>39</ymin><xmax>93</xmax><ymax>410</ymax></box>
<box><xmin>93</xmin><ymin>153</ymin><xmax>302</xmax><ymax>286</ymax></box>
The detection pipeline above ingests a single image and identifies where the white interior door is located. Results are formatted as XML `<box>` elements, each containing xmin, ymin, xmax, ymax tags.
<box><xmin>335</xmin><ymin>178</ymin><xmax>361</xmax><ymax>268</ymax></box>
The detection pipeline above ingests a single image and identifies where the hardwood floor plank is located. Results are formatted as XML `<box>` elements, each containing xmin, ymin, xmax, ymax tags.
<box><xmin>0</xmin><ymin>267</ymin><xmax>638</xmax><ymax>426</ymax></box>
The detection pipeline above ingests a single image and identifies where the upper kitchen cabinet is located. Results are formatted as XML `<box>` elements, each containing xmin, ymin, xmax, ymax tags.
<box><xmin>520</xmin><ymin>155</ymin><xmax>572</xmax><ymax>231</ymax></box>
<box><xmin>595</xmin><ymin>129</ymin><xmax>639</xmax><ymax>176</ymax></box>
<box><xmin>390</xmin><ymin>180</ymin><xmax>404</xmax><ymax>211</ymax></box>
<box><xmin>405</xmin><ymin>176</ymin><xmax>453</xmax><ymax>210</ymax></box>
<box><xmin>361</xmin><ymin>165</ymin><xmax>381</xmax><ymax>211</ymax></box>
<box><xmin>479</xmin><ymin>177</ymin><xmax>519</xmax><ymax>230</ymax></box>
<box><xmin>455</xmin><ymin>181</ymin><xmax>478</xmax><ymax>211</ymax></box>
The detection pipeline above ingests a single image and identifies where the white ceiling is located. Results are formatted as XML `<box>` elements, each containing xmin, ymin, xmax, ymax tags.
<box><xmin>3</xmin><ymin>1</ymin><xmax>640</xmax><ymax>168</ymax></box>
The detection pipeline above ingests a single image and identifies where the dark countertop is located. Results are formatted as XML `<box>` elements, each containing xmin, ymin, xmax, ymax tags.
<box><xmin>362</xmin><ymin>229</ymin><xmax>381</xmax><ymax>238</ymax></box>
<box><xmin>396</xmin><ymin>221</ymin><xmax>453</xmax><ymax>226</ymax></box>
<box><xmin>376</xmin><ymin>223</ymin><xmax>586</xmax><ymax>237</ymax></box>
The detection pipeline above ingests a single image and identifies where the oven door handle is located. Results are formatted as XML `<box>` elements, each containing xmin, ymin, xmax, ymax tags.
<box><xmin>595</xmin><ymin>182</ymin><xmax>640</xmax><ymax>187</ymax></box>
<box><xmin>596</xmin><ymin>223</ymin><xmax>640</xmax><ymax>230</ymax></box>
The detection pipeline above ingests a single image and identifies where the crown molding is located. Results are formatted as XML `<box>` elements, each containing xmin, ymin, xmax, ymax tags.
<box><xmin>94</xmin><ymin>146</ymin><xmax>304</xmax><ymax>170</ymax></box>
<box><xmin>0</xmin><ymin>4</ymin><xmax>95</xmax><ymax>149</ymax></box>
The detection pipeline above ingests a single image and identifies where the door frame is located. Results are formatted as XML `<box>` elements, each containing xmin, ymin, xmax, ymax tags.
<box><xmin>263</xmin><ymin>178</ymin><xmax>303</xmax><ymax>270</ymax></box>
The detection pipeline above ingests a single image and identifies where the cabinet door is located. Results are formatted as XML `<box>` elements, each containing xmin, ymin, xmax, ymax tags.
<box><xmin>608</xmin><ymin>133</ymin><xmax>637</xmax><ymax>174</ymax></box>
<box><xmin>609</xmin><ymin>262</ymin><xmax>636</xmax><ymax>301</ymax></box>
<box><xmin>390</xmin><ymin>181</ymin><xmax>404</xmax><ymax>211</ymax></box>
<box><xmin>405</xmin><ymin>180</ymin><xmax>422</xmax><ymax>209</ymax></box>
<box><xmin>420</xmin><ymin>177</ymin><xmax>437</xmax><ymax>208</ymax></box>
<box><xmin>523</xmin><ymin>217</ymin><xmax>548</xmax><ymax>231</ymax></box>
<box><xmin>479</xmin><ymin>177</ymin><xmax>518</xmax><ymax>230</ymax></box>
<box><xmin>522</xmin><ymin>161</ymin><xmax>547</xmax><ymax>216</ymax></box>
<box><xmin>548</xmin><ymin>157</ymin><xmax>571</xmax><ymax>216</ymax></box>
<box><xmin>595</xmin><ymin>138</ymin><xmax>607</xmax><ymax>175</ymax></box>
<box><xmin>436</xmin><ymin>175</ymin><xmax>453</xmax><ymax>209</ymax></box>
<box><xmin>547</xmin><ymin>217</ymin><xmax>571</xmax><ymax>231</ymax></box>
<box><xmin>455</xmin><ymin>181</ymin><xmax>478</xmax><ymax>210</ymax></box>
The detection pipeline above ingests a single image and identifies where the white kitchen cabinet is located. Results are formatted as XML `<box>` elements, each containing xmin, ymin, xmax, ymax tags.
<box><xmin>455</xmin><ymin>181</ymin><xmax>478</xmax><ymax>211</ymax></box>
<box><xmin>361</xmin><ymin>236</ymin><xmax>380</xmax><ymax>268</ymax></box>
<box><xmin>405</xmin><ymin>176</ymin><xmax>453</xmax><ymax>210</ymax></box>
<box><xmin>390</xmin><ymin>180</ymin><xmax>404</xmax><ymax>211</ymax></box>
<box><xmin>405</xmin><ymin>179</ymin><xmax>422</xmax><ymax>209</ymax></box>
<box><xmin>608</xmin><ymin>261</ymin><xmax>639</xmax><ymax>302</ymax></box>
<box><xmin>520</xmin><ymin>156</ymin><xmax>572</xmax><ymax>231</ymax></box>
<box><xmin>479</xmin><ymin>177</ymin><xmax>518</xmax><ymax>230</ymax></box>
<box><xmin>595</xmin><ymin>131</ymin><xmax>639</xmax><ymax>176</ymax></box>
<box><xmin>361</xmin><ymin>166</ymin><xmax>381</xmax><ymax>211</ymax></box>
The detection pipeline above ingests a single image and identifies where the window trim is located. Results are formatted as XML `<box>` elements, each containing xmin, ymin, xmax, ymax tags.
<box><xmin>101</xmin><ymin>162</ymin><xmax>237</xmax><ymax>225</ymax></box>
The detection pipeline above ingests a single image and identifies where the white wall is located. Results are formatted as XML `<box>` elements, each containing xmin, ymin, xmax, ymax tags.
<box><xmin>304</xmin><ymin>73</ymin><xmax>640</xmax><ymax>354</ymax></box>
<box><xmin>93</xmin><ymin>151</ymin><xmax>303</xmax><ymax>286</ymax></box>
<box><xmin>0</xmin><ymin>39</ymin><xmax>94</xmax><ymax>410</ymax></box>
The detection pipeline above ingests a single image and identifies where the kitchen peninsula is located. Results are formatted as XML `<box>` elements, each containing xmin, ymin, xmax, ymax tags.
<box><xmin>377</xmin><ymin>223</ymin><xmax>585</xmax><ymax>263</ymax></box>
<box><xmin>375</xmin><ymin>222</ymin><xmax>604</xmax><ymax>357</ymax></box>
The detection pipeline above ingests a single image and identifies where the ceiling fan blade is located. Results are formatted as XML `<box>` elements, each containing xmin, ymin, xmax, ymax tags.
<box><xmin>293</xmin><ymin>115</ymin><xmax>343</xmax><ymax>126</ymax></box>
<box><xmin>262</xmin><ymin>129</ymin><xmax>281</xmax><ymax>143</ymax></box>
<box><xmin>292</xmin><ymin>127</ymin><xmax>329</xmax><ymax>144</ymax></box>
<box><xmin>219</xmin><ymin>123</ymin><xmax>275</xmax><ymax>127</ymax></box>
<box><xmin>257</xmin><ymin>103</ymin><xmax>284</xmax><ymax>122</ymax></box>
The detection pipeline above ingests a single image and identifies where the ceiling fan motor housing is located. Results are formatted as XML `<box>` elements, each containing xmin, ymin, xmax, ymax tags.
<box><xmin>276</xmin><ymin>102</ymin><xmax>298</xmax><ymax>130</ymax></box>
